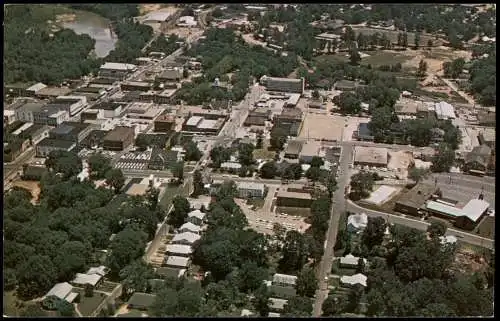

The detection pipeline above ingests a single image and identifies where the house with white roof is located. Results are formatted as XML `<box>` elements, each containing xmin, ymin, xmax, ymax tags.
<box><xmin>347</xmin><ymin>213</ymin><xmax>368</xmax><ymax>233</ymax></box>
<box><xmin>172</xmin><ymin>231</ymin><xmax>201</xmax><ymax>245</ymax></box>
<box><xmin>166</xmin><ymin>244</ymin><xmax>193</xmax><ymax>257</ymax></box>
<box><xmin>434</xmin><ymin>101</ymin><xmax>456</xmax><ymax>120</ymax></box>
<box><xmin>179</xmin><ymin>222</ymin><xmax>202</xmax><ymax>234</ymax></box>
<box><xmin>236</xmin><ymin>181</ymin><xmax>266</xmax><ymax>198</ymax></box>
<box><xmin>425</xmin><ymin>198</ymin><xmax>489</xmax><ymax>231</ymax></box>
<box><xmin>340</xmin><ymin>254</ymin><xmax>367</xmax><ymax>268</ymax></box>
<box><xmin>164</xmin><ymin>255</ymin><xmax>191</xmax><ymax>269</ymax></box>
<box><xmin>43</xmin><ymin>282</ymin><xmax>79</xmax><ymax>304</ymax></box>
<box><xmin>269</xmin><ymin>298</ymin><xmax>288</xmax><ymax>312</ymax></box>
<box><xmin>188</xmin><ymin>209</ymin><xmax>206</xmax><ymax>226</ymax></box>
<box><xmin>86</xmin><ymin>266</ymin><xmax>108</xmax><ymax>277</ymax></box>
<box><xmin>340</xmin><ymin>273</ymin><xmax>368</xmax><ymax>287</ymax></box>
<box><xmin>272</xmin><ymin>273</ymin><xmax>298</xmax><ymax>287</ymax></box>
<box><xmin>71</xmin><ymin>272</ymin><xmax>103</xmax><ymax>288</ymax></box>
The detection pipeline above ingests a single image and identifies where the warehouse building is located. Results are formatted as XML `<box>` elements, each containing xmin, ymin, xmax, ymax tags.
<box><xmin>260</xmin><ymin>75</ymin><xmax>305</xmax><ymax>94</ymax></box>
<box><xmin>353</xmin><ymin>146</ymin><xmax>389</xmax><ymax>167</ymax></box>
<box><xmin>103</xmin><ymin>126</ymin><xmax>135</xmax><ymax>151</ymax></box>
<box><xmin>99</xmin><ymin>62</ymin><xmax>137</xmax><ymax>80</ymax></box>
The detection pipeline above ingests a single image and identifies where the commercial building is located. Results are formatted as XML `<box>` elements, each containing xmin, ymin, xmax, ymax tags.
<box><xmin>236</xmin><ymin>182</ymin><xmax>266</xmax><ymax>198</ymax></box>
<box><xmin>157</xmin><ymin>68</ymin><xmax>184</xmax><ymax>82</ymax></box>
<box><xmin>99</xmin><ymin>62</ymin><xmax>137</xmax><ymax>80</ymax></box>
<box><xmin>121</xmin><ymin>81</ymin><xmax>152</xmax><ymax>92</ymax></box>
<box><xmin>353</xmin><ymin>146</ymin><xmax>388</xmax><ymax>167</ymax></box>
<box><xmin>49</xmin><ymin>122</ymin><xmax>93</xmax><ymax>143</ymax></box>
<box><xmin>276</xmin><ymin>190</ymin><xmax>313</xmax><ymax>208</ymax></box>
<box><xmin>464</xmin><ymin>145</ymin><xmax>492</xmax><ymax>176</ymax></box>
<box><xmin>154</xmin><ymin>113</ymin><xmax>176</xmax><ymax>132</ymax></box>
<box><xmin>33</xmin><ymin>106</ymin><xmax>70</xmax><ymax>126</ymax></box>
<box><xmin>260</xmin><ymin>75</ymin><xmax>305</xmax><ymax>94</ymax></box>
<box><xmin>284</xmin><ymin>140</ymin><xmax>303</xmax><ymax>159</ymax></box>
<box><xmin>14</xmin><ymin>124</ymin><xmax>50</xmax><ymax>145</ymax></box>
<box><xmin>425</xmin><ymin>198</ymin><xmax>490</xmax><ymax>230</ymax></box>
<box><xmin>80</xmin><ymin>109</ymin><xmax>104</xmax><ymax>122</ymax></box>
<box><xmin>299</xmin><ymin>141</ymin><xmax>321</xmax><ymax>163</ymax></box>
<box><xmin>285</xmin><ymin>93</ymin><xmax>301</xmax><ymax>107</ymax></box>
<box><xmin>46</xmin><ymin>95</ymin><xmax>88</xmax><ymax>116</ymax></box>
<box><xmin>103</xmin><ymin>126</ymin><xmax>135</xmax><ymax>151</ymax></box>
<box><xmin>434</xmin><ymin>101</ymin><xmax>456</xmax><ymax>120</ymax></box>
<box><xmin>14</xmin><ymin>102</ymin><xmax>45</xmax><ymax>123</ymax></box>
<box><xmin>36</xmin><ymin>138</ymin><xmax>76</xmax><ymax>157</ymax></box>
<box><xmin>273</xmin><ymin>108</ymin><xmax>303</xmax><ymax>136</ymax></box>
<box><xmin>90</xmin><ymin>102</ymin><xmax>125</xmax><ymax>118</ymax></box>
<box><xmin>155</xmin><ymin>88</ymin><xmax>179</xmax><ymax>104</ymax></box>
<box><xmin>35</xmin><ymin>87</ymin><xmax>73</xmax><ymax>99</ymax></box>
<box><xmin>182</xmin><ymin>115</ymin><xmax>225</xmax><ymax>135</ymax></box>
<box><xmin>394</xmin><ymin>183</ymin><xmax>439</xmax><ymax>216</ymax></box>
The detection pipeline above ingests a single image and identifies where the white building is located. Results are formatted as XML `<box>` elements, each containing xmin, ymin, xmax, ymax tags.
<box><xmin>340</xmin><ymin>273</ymin><xmax>368</xmax><ymax>287</ymax></box>
<box><xmin>164</xmin><ymin>256</ymin><xmax>191</xmax><ymax>269</ymax></box>
<box><xmin>44</xmin><ymin>282</ymin><xmax>79</xmax><ymax>303</ymax></box>
<box><xmin>339</xmin><ymin>254</ymin><xmax>367</xmax><ymax>268</ymax></box>
<box><xmin>188</xmin><ymin>210</ymin><xmax>206</xmax><ymax>226</ymax></box>
<box><xmin>221</xmin><ymin>162</ymin><xmax>242</xmax><ymax>171</ymax></box>
<box><xmin>166</xmin><ymin>244</ymin><xmax>193</xmax><ymax>257</ymax></box>
<box><xmin>236</xmin><ymin>182</ymin><xmax>266</xmax><ymax>198</ymax></box>
<box><xmin>272</xmin><ymin>273</ymin><xmax>298</xmax><ymax>287</ymax></box>
<box><xmin>171</xmin><ymin>231</ymin><xmax>201</xmax><ymax>245</ymax></box>
<box><xmin>99</xmin><ymin>62</ymin><xmax>137</xmax><ymax>80</ymax></box>
<box><xmin>177</xmin><ymin>16</ymin><xmax>197</xmax><ymax>27</ymax></box>
<box><xmin>179</xmin><ymin>222</ymin><xmax>202</xmax><ymax>234</ymax></box>
<box><xmin>435</xmin><ymin>101</ymin><xmax>456</xmax><ymax>120</ymax></box>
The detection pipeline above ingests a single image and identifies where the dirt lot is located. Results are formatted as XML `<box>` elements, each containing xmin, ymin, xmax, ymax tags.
<box><xmin>299</xmin><ymin>113</ymin><xmax>345</xmax><ymax>142</ymax></box>
<box><xmin>169</xmin><ymin>27</ymin><xmax>203</xmax><ymax>39</ymax></box>
<box><xmin>139</xmin><ymin>4</ymin><xmax>169</xmax><ymax>15</ymax></box>
<box><xmin>12</xmin><ymin>180</ymin><xmax>40</xmax><ymax>204</ymax></box>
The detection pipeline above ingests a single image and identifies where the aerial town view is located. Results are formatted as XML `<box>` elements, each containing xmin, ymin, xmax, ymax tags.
<box><xmin>3</xmin><ymin>3</ymin><xmax>495</xmax><ymax>317</ymax></box>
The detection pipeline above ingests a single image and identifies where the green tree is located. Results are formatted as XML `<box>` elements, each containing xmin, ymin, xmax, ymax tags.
<box><xmin>120</xmin><ymin>259</ymin><xmax>156</xmax><ymax>295</ymax></box>
<box><xmin>105</xmin><ymin>168</ymin><xmax>125</xmax><ymax>194</ymax></box>
<box><xmin>106</xmin><ymin>226</ymin><xmax>148</xmax><ymax>276</ymax></box>
<box><xmin>46</xmin><ymin>150</ymin><xmax>83</xmax><ymax>179</ymax></box>
<box><xmin>279</xmin><ymin>230</ymin><xmax>309</xmax><ymax>273</ymax></box>
<box><xmin>416</xmin><ymin>59</ymin><xmax>428</xmax><ymax>78</ymax></box>
<box><xmin>88</xmin><ymin>153</ymin><xmax>112</xmax><ymax>179</ymax></box>
<box><xmin>306</xmin><ymin>166</ymin><xmax>321</xmax><ymax>182</ymax></box>
<box><xmin>282</xmin><ymin>163</ymin><xmax>303</xmax><ymax>180</ymax></box>
<box><xmin>215</xmin><ymin>181</ymin><xmax>239</xmax><ymax>200</ymax></box>
<box><xmin>253</xmin><ymin>284</ymin><xmax>271</xmax><ymax>317</ymax></box>
<box><xmin>4</xmin><ymin>268</ymin><xmax>17</xmax><ymax>291</ymax></box>
<box><xmin>322</xmin><ymin>296</ymin><xmax>341</xmax><ymax>316</ymax></box>
<box><xmin>408</xmin><ymin>167</ymin><xmax>430</xmax><ymax>183</ymax></box>
<box><xmin>270</xmin><ymin>127</ymin><xmax>288</xmax><ymax>150</ymax></box>
<box><xmin>172</xmin><ymin>162</ymin><xmax>185</xmax><ymax>183</ymax></box>
<box><xmin>283</xmin><ymin>296</ymin><xmax>313</xmax><ymax>317</ymax></box>
<box><xmin>84</xmin><ymin>283</ymin><xmax>94</xmax><ymax>297</ymax></box>
<box><xmin>256</xmin><ymin>132</ymin><xmax>264</xmax><ymax>149</ymax></box>
<box><xmin>21</xmin><ymin>304</ymin><xmax>48</xmax><ymax>317</ymax></box>
<box><xmin>414</xmin><ymin>32</ymin><xmax>420</xmax><ymax>49</ymax></box>
<box><xmin>238</xmin><ymin>143</ymin><xmax>255</xmax><ymax>166</ymax></box>
<box><xmin>135</xmin><ymin>135</ymin><xmax>149</xmax><ymax>151</ymax></box>
<box><xmin>192</xmin><ymin>169</ymin><xmax>204</xmax><ymax>197</ymax></box>
<box><xmin>260</xmin><ymin>161</ymin><xmax>277</xmax><ymax>179</ymax></box>
<box><xmin>312</xmin><ymin>90</ymin><xmax>320</xmax><ymax>100</ymax></box>
<box><xmin>349</xmin><ymin>47</ymin><xmax>362</xmax><ymax>66</ymax></box>
<box><xmin>430</xmin><ymin>143</ymin><xmax>455</xmax><ymax>173</ymax></box>
<box><xmin>184</xmin><ymin>141</ymin><xmax>202</xmax><ymax>161</ymax></box>
<box><xmin>345</xmin><ymin>283</ymin><xmax>364</xmax><ymax>313</ymax></box>
<box><xmin>349</xmin><ymin>171</ymin><xmax>375</xmax><ymax>200</ymax></box>
<box><xmin>295</xmin><ymin>266</ymin><xmax>318</xmax><ymax>298</ymax></box>
<box><xmin>310</xmin><ymin>156</ymin><xmax>324</xmax><ymax>168</ymax></box>
<box><xmin>169</xmin><ymin>196</ymin><xmax>191</xmax><ymax>228</ymax></box>
<box><xmin>210</xmin><ymin>146</ymin><xmax>231</xmax><ymax>168</ymax></box>
<box><xmin>237</xmin><ymin>261</ymin><xmax>268</xmax><ymax>293</ymax></box>
<box><xmin>362</xmin><ymin>216</ymin><xmax>387</xmax><ymax>251</ymax></box>
<box><xmin>427</xmin><ymin>220</ymin><xmax>447</xmax><ymax>239</ymax></box>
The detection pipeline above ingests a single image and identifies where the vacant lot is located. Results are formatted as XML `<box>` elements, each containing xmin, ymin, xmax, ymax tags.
<box><xmin>352</xmin><ymin>27</ymin><xmax>441</xmax><ymax>47</ymax></box>
<box><xmin>12</xmin><ymin>180</ymin><xmax>40</xmax><ymax>204</ymax></box>
<box><xmin>359</xmin><ymin>51</ymin><xmax>412</xmax><ymax>67</ymax></box>
<box><xmin>299</xmin><ymin>113</ymin><xmax>344</xmax><ymax>142</ymax></box>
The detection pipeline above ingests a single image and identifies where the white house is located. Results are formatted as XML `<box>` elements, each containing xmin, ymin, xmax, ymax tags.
<box><xmin>340</xmin><ymin>273</ymin><xmax>368</xmax><ymax>287</ymax></box>
<box><xmin>272</xmin><ymin>273</ymin><xmax>297</xmax><ymax>287</ymax></box>
<box><xmin>236</xmin><ymin>182</ymin><xmax>266</xmax><ymax>198</ymax></box>
<box><xmin>188</xmin><ymin>210</ymin><xmax>206</xmax><ymax>226</ymax></box>
<box><xmin>164</xmin><ymin>256</ymin><xmax>191</xmax><ymax>269</ymax></box>
<box><xmin>269</xmin><ymin>298</ymin><xmax>288</xmax><ymax>311</ymax></box>
<box><xmin>71</xmin><ymin>273</ymin><xmax>103</xmax><ymax>288</ymax></box>
<box><xmin>44</xmin><ymin>282</ymin><xmax>79</xmax><ymax>303</ymax></box>
<box><xmin>339</xmin><ymin>254</ymin><xmax>367</xmax><ymax>268</ymax></box>
<box><xmin>347</xmin><ymin>213</ymin><xmax>368</xmax><ymax>233</ymax></box>
<box><xmin>179</xmin><ymin>222</ymin><xmax>202</xmax><ymax>234</ymax></box>
<box><xmin>172</xmin><ymin>231</ymin><xmax>201</xmax><ymax>245</ymax></box>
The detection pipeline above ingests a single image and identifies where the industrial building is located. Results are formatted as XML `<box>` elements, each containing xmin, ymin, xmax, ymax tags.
<box><xmin>154</xmin><ymin>113</ymin><xmax>176</xmax><ymax>132</ymax></box>
<box><xmin>103</xmin><ymin>126</ymin><xmax>135</xmax><ymax>151</ymax></box>
<box><xmin>259</xmin><ymin>75</ymin><xmax>305</xmax><ymax>94</ymax></box>
<box><xmin>99</xmin><ymin>62</ymin><xmax>137</xmax><ymax>80</ymax></box>
<box><xmin>353</xmin><ymin>146</ymin><xmax>389</xmax><ymax>167</ymax></box>
<box><xmin>36</xmin><ymin>138</ymin><xmax>76</xmax><ymax>157</ymax></box>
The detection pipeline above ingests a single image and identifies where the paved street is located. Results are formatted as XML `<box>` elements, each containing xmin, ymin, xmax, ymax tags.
<box><xmin>313</xmin><ymin>143</ymin><xmax>354</xmax><ymax>316</ymax></box>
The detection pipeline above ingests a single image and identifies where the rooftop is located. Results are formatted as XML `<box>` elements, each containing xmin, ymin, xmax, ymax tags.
<box><xmin>166</xmin><ymin>244</ymin><xmax>193</xmax><ymax>255</ymax></box>
<box><xmin>72</xmin><ymin>273</ymin><xmax>102</xmax><ymax>287</ymax></box>
<box><xmin>277</xmin><ymin>190</ymin><xmax>312</xmax><ymax>200</ymax></box>
<box><xmin>285</xmin><ymin>140</ymin><xmax>303</xmax><ymax>156</ymax></box>
<box><xmin>37</xmin><ymin>138</ymin><xmax>76</xmax><ymax>149</ymax></box>
<box><xmin>188</xmin><ymin>209</ymin><xmax>206</xmax><ymax>220</ymax></box>
<box><xmin>156</xmin><ymin>267</ymin><xmax>186</xmax><ymax>278</ymax></box>
<box><xmin>340</xmin><ymin>273</ymin><xmax>367</xmax><ymax>287</ymax></box>
<box><xmin>186</xmin><ymin>116</ymin><xmax>203</xmax><ymax>127</ymax></box>
<box><xmin>103</xmin><ymin>126</ymin><xmax>135</xmax><ymax>142</ymax></box>
<box><xmin>273</xmin><ymin>273</ymin><xmax>298</xmax><ymax>286</ymax></box>
<box><xmin>354</xmin><ymin>146</ymin><xmax>389</xmax><ymax>165</ymax></box>
<box><xmin>236</xmin><ymin>181</ymin><xmax>266</xmax><ymax>191</ymax></box>
<box><xmin>127</xmin><ymin>293</ymin><xmax>157</xmax><ymax>309</ymax></box>
<box><xmin>165</xmin><ymin>255</ymin><xmax>191</xmax><ymax>267</ymax></box>
<box><xmin>180</xmin><ymin>222</ymin><xmax>202</xmax><ymax>233</ymax></box>
<box><xmin>101</xmin><ymin>62</ymin><xmax>137</xmax><ymax>71</ymax></box>
<box><xmin>172</xmin><ymin>231</ymin><xmax>201</xmax><ymax>244</ymax></box>
<box><xmin>126</xmin><ymin>183</ymin><xmax>149</xmax><ymax>196</ymax></box>
<box><xmin>91</xmin><ymin>102</ymin><xmax>124</xmax><ymax>111</ymax></box>
<box><xmin>45</xmin><ymin>282</ymin><xmax>74</xmax><ymax>301</ymax></box>
<box><xmin>300</xmin><ymin>141</ymin><xmax>321</xmax><ymax>157</ymax></box>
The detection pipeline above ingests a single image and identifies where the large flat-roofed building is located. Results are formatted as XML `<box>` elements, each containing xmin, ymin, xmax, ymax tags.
<box><xmin>276</xmin><ymin>190</ymin><xmax>313</xmax><ymax>208</ymax></box>
<box><xmin>299</xmin><ymin>141</ymin><xmax>321</xmax><ymax>163</ymax></box>
<box><xmin>236</xmin><ymin>182</ymin><xmax>266</xmax><ymax>198</ymax></box>
<box><xmin>46</xmin><ymin>95</ymin><xmax>88</xmax><ymax>116</ymax></box>
<box><xmin>284</xmin><ymin>140</ymin><xmax>303</xmax><ymax>159</ymax></box>
<box><xmin>32</xmin><ymin>105</ymin><xmax>70</xmax><ymax>126</ymax></box>
<box><xmin>35</xmin><ymin>87</ymin><xmax>73</xmax><ymax>99</ymax></box>
<box><xmin>14</xmin><ymin>124</ymin><xmax>50</xmax><ymax>145</ymax></box>
<box><xmin>273</xmin><ymin>108</ymin><xmax>303</xmax><ymax>136</ymax></box>
<box><xmin>425</xmin><ymin>198</ymin><xmax>490</xmax><ymax>230</ymax></box>
<box><xmin>121</xmin><ymin>81</ymin><xmax>152</xmax><ymax>92</ymax></box>
<box><xmin>103</xmin><ymin>126</ymin><xmax>135</xmax><ymax>151</ymax></box>
<box><xmin>90</xmin><ymin>102</ymin><xmax>125</xmax><ymax>118</ymax></box>
<box><xmin>353</xmin><ymin>146</ymin><xmax>389</xmax><ymax>167</ymax></box>
<box><xmin>99</xmin><ymin>62</ymin><xmax>137</xmax><ymax>80</ymax></box>
<box><xmin>182</xmin><ymin>115</ymin><xmax>225</xmax><ymax>135</ymax></box>
<box><xmin>154</xmin><ymin>113</ymin><xmax>176</xmax><ymax>132</ymax></box>
<box><xmin>155</xmin><ymin>88</ymin><xmax>178</xmax><ymax>104</ymax></box>
<box><xmin>260</xmin><ymin>75</ymin><xmax>305</xmax><ymax>94</ymax></box>
<box><xmin>394</xmin><ymin>183</ymin><xmax>439</xmax><ymax>216</ymax></box>
<box><xmin>478</xmin><ymin>128</ymin><xmax>495</xmax><ymax>149</ymax></box>
<box><xmin>36</xmin><ymin>138</ymin><xmax>76</xmax><ymax>157</ymax></box>
<box><xmin>49</xmin><ymin>122</ymin><xmax>93</xmax><ymax>143</ymax></box>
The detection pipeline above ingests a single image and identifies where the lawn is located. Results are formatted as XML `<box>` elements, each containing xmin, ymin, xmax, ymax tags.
<box><xmin>328</xmin><ymin>277</ymin><xmax>340</xmax><ymax>288</ymax></box>
<box><xmin>352</xmin><ymin>27</ymin><xmax>439</xmax><ymax>47</ymax></box>
<box><xmin>77</xmin><ymin>290</ymin><xmax>108</xmax><ymax>316</ymax></box>
<box><xmin>253</xmin><ymin>148</ymin><xmax>276</xmax><ymax>160</ymax></box>
<box><xmin>275</xmin><ymin>206</ymin><xmax>311</xmax><ymax>218</ymax></box>
<box><xmin>3</xmin><ymin>291</ymin><xmax>21</xmax><ymax>316</ymax></box>
<box><xmin>247</xmin><ymin>197</ymin><xmax>265</xmax><ymax>210</ymax></box>
<box><xmin>359</xmin><ymin>51</ymin><xmax>411</xmax><ymax>67</ymax></box>
<box><xmin>159</xmin><ymin>184</ymin><xmax>182</xmax><ymax>210</ymax></box>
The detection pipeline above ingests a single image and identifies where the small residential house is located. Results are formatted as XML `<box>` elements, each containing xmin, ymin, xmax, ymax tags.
<box><xmin>171</xmin><ymin>231</ymin><xmax>201</xmax><ymax>245</ymax></box>
<box><xmin>164</xmin><ymin>256</ymin><xmax>191</xmax><ymax>269</ymax></box>
<box><xmin>272</xmin><ymin>274</ymin><xmax>298</xmax><ymax>287</ymax></box>
<box><xmin>339</xmin><ymin>254</ymin><xmax>367</xmax><ymax>268</ymax></box>
<box><xmin>127</xmin><ymin>293</ymin><xmax>157</xmax><ymax>311</ymax></box>
<box><xmin>347</xmin><ymin>213</ymin><xmax>368</xmax><ymax>233</ymax></box>
<box><xmin>269</xmin><ymin>273</ymin><xmax>298</xmax><ymax>299</ymax></box>
<box><xmin>179</xmin><ymin>222</ymin><xmax>202</xmax><ymax>234</ymax></box>
<box><xmin>269</xmin><ymin>298</ymin><xmax>288</xmax><ymax>312</ymax></box>
<box><xmin>71</xmin><ymin>272</ymin><xmax>104</xmax><ymax>288</ymax></box>
<box><xmin>187</xmin><ymin>210</ymin><xmax>206</xmax><ymax>226</ymax></box>
<box><xmin>340</xmin><ymin>273</ymin><xmax>368</xmax><ymax>288</ymax></box>
<box><xmin>156</xmin><ymin>267</ymin><xmax>187</xmax><ymax>279</ymax></box>
<box><xmin>43</xmin><ymin>282</ymin><xmax>80</xmax><ymax>309</ymax></box>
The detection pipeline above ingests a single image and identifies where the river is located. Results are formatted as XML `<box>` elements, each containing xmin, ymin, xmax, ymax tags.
<box><xmin>61</xmin><ymin>11</ymin><xmax>118</xmax><ymax>58</ymax></box>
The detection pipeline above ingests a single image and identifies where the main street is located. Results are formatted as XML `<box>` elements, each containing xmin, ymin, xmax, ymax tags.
<box><xmin>312</xmin><ymin>141</ymin><xmax>354</xmax><ymax>316</ymax></box>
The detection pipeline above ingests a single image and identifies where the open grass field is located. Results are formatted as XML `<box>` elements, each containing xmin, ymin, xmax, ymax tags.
<box><xmin>275</xmin><ymin>206</ymin><xmax>311</xmax><ymax>217</ymax></box>
<box><xmin>352</xmin><ymin>27</ymin><xmax>442</xmax><ymax>47</ymax></box>
<box><xmin>159</xmin><ymin>184</ymin><xmax>182</xmax><ymax>210</ymax></box>
<box><xmin>359</xmin><ymin>51</ymin><xmax>412</xmax><ymax>67</ymax></box>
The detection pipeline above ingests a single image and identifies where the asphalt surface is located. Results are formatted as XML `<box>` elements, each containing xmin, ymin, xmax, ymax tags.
<box><xmin>312</xmin><ymin>142</ymin><xmax>354</xmax><ymax>316</ymax></box>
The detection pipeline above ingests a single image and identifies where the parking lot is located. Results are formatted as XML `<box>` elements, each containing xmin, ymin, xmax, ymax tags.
<box><xmin>114</xmin><ymin>150</ymin><xmax>153</xmax><ymax>171</ymax></box>
<box><xmin>78</xmin><ymin>148</ymin><xmax>117</xmax><ymax>160</ymax></box>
